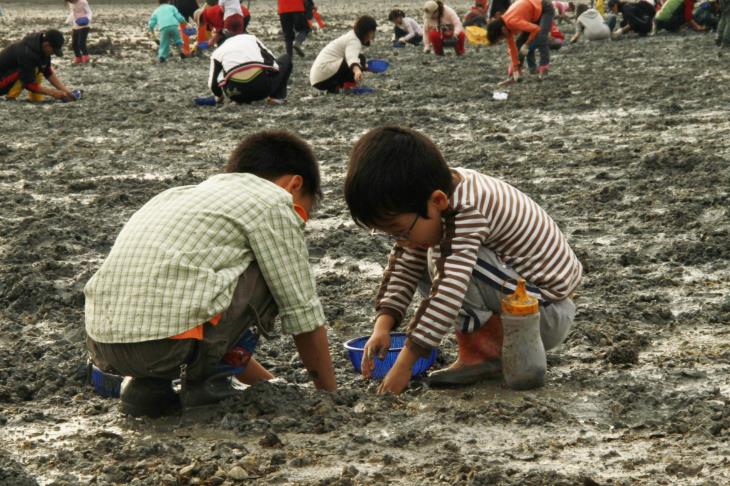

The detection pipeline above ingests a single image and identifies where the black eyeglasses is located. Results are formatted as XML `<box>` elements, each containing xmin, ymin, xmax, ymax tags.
<box><xmin>371</xmin><ymin>213</ymin><xmax>419</xmax><ymax>241</ymax></box>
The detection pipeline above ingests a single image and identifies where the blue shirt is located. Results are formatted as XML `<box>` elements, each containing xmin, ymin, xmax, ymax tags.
<box><xmin>149</xmin><ymin>4</ymin><xmax>186</xmax><ymax>31</ymax></box>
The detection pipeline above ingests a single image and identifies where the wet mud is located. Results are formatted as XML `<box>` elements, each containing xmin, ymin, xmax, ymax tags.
<box><xmin>1</xmin><ymin>0</ymin><xmax>729</xmax><ymax>485</ymax></box>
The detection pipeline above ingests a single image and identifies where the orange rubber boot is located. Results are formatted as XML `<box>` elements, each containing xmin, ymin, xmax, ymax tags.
<box><xmin>179</xmin><ymin>23</ymin><xmax>191</xmax><ymax>56</ymax></box>
<box><xmin>428</xmin><ymin>315</ymin><xmax>504</xmax><ymax>386</ymax></box>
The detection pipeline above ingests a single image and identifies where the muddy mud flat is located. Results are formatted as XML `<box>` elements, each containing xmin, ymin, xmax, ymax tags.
<box><xmin>1</xmin><ymin>1</ymin><xmax>729</xmax><ymax>485</ymax></box>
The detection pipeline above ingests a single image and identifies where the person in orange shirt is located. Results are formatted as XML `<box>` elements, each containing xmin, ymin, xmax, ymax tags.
<box><xmin>279</xmin><ymin>0</ymin><xmax>310</xmax><ymax>58</ymax></box>
<box><xmin>486</xmin><ymin>0</ymin><xmax>555</xmax><ymax>82</ymax></box>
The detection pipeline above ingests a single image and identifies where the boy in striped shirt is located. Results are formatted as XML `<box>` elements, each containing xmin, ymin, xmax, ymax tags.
<box><xmin>344</xmin><ymin>126</ymin><xmax>582</xmax><ymax>394</ymax></box>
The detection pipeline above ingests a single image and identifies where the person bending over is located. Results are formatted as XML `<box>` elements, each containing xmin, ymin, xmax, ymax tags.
<box><xmin>344</xmin><ymin>126</ymin><xmax>582</xmax><ymax>394</ymax></box>
<box><xmin>85</xmin><ymin>131</ymin><xmax>337</xmax><ymax>417</ymax></box>
<box><xmin>570</xmin><ymin>3</ymin><xmax>611</xmax><ymax>42</ymax></box>
<box><xmin>422</xmin><ymin>0</ymin><xmax>466</xmax><ymax>55</ymax></box>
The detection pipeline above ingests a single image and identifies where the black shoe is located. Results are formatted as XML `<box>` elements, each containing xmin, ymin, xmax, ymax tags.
<box><xmin>180</xmin><ymin>368</ymin><xmax>246</xmax><ymax>408</ymax></box>
<box><xmin>120</xmin><ymin>377</ymin><xmax>181</xmax><ymax>418</ymax></box>
<box><xmin>293</xmin><ymin>42</ymin><xmax>305</xmax><ymax>58</ymax></box>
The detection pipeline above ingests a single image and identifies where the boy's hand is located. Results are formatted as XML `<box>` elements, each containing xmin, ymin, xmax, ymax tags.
<box><xmin>377</xmin><ymin>345</ymin><xmax>419</xmax><ymax>395</ymax></box>
<box><xmin>361</xmin><ymin>315</ymin><xmax>395</xmax><ymax>378</ymax></box>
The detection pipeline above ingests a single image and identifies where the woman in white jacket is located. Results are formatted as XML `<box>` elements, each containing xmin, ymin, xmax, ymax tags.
<box><xmin>309</xmin><ymin>16</ymin><xmax>377</xmax><ymax>93</ymax></box>
<box><xmin>422</xmin><ymin>0</ymin><xmax>465</xmax><ymax>55</ymax></box>
<box><xmin>65</xmin><ymin>0</ymin><xmax>92</xmax><ymax>64</ymax></box>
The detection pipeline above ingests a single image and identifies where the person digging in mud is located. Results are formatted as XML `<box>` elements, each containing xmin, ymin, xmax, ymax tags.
<box><xmin>208</xmin><ymin>33</ymin><xmax>292</xmax><ymax>105</ymax></box>
<box><xmin>84</xmin><ymin>131</ymin><xmax>337</xmax><ymax>417</ymax></box>
<box><xmin>388</xmin><ymin>9</ymin><xmax>424</xmax><ymax>47</ymax></box>
<box><xmin>570</xmin><ymin>4</ymin><xmax>611</xmax><ymax>43</ymax></box>
<box><xmin>487</xmin><ymin>0</ymin><xmax>555</xmax><ymax>83</ymax></box>
<box><xmin>0</xmin><ymin>29</ymin><xmax>77</xmax><ymax>102</ymax></box>
<box><xmin>344</xmin><ymin>126</ymin><xmax>582</xmax><ymax>394</ymax></box>
<box><xmin>310</xmin><ymin>15</ymin><xmax>376</xmax><ymax>93</ymax></box>
<box><xmin>605</xmin><ymin>0</ymin><xmax>656</xmax><ymax>37</ymax></box>
<box><xmin>693</xmin><ymin>0</ymin><xmax>721</xmax><ymax>30</ymax></box>
<box><xmin>278</xmin><ymin>0</ymin><xmax>311</xmax><ymax>58</ymax></box>
<box><xmin>422</xmin><ymin>0</ymin><xmax>466</xmax><ymax>56</ymax></box>
<box><xmin>148</xmin><ymin>0</ymin><xmax>191</xmax><ymax>62</ymax></box>
<box><xmin>654</xmin><ymin>0</ymin><xmax>709</xmax><ymax>33</ymax></box>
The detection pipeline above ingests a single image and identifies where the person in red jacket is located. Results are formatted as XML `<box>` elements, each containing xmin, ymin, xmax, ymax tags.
<box><xmin>279</xmin><ymin>0</ymin><xmax>310</xmax><ymax>58</ymax></box>
<box><xmin>486</xmin><ymin>0</ymin><xmax>555</xmax><ymax>82</ymax></box>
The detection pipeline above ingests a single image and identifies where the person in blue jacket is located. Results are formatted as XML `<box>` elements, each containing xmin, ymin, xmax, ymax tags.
<box><xmin>149</xmin><ymin>0</ymin><xmax>190</xmax><ymax>62</ymax></box>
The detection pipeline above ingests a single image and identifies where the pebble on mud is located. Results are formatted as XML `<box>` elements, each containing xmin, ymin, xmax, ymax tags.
<box><xmin>226</xmin><ymin>466</ymin><xmax>248</xmax><ymax>481</ymax></box>
<box><xmin>259</xmin><ymin>431</ymin><xmax>284</xmax><ymax>448</ymax></box>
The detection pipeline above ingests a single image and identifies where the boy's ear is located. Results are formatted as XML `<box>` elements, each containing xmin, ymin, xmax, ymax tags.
<box><xmin>429</xmin><ymin>190</ymin><xmax>450</xmax><ymax>211</ymax></box>
<box><xmin>283</xmin><ymin>174</ymin><xmax>304</xmax><ymax>194</ymax></box>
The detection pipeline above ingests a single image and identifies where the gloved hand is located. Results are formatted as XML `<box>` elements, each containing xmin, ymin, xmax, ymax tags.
<box><xmin>519</xmin><ymin>43</ymin><xmax>530</xmax><ymax>57</ymax></box>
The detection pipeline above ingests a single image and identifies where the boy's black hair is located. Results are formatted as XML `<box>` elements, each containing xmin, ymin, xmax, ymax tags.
<box><xmin>159</xmin><ymin>0</ymin><xmax>170</xmax><ymax>4</ymax></box>
<box><xmin>226</xmin><ymin>131</ymin><xmax>322</xmax><ymax>200</ymax></box>
<box><xmin>388</xmin><ymin>9</ymin><xmax>405</xmax><ymax>22</ymax></box>
<box><xmin>575</xmin><ymin>3</ymin><xmax>588</xmax><ymax>16</ymax></box>
<box><xmin>354</xmin><ymin>15</ymin><xmax>378</xmax><ymax>43</ymax></box>
<box><xmin>205</xmin><ymin>0</ymin><xmax>217</xmax><ymax>5</ymax></box>
<box><xmin>344</xmin><ymin>126</ymin><xmax>453</xmax><ymax>228</ymax></box>
<box><xmin>486</xmin><ymin>18</ymin><xmax>505</xmax><ymax>44</ymax></box>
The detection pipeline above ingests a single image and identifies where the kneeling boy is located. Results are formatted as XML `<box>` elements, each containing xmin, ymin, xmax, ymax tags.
<box><xmin>85</xmin><ymin>131</ymin><xmax>336</xmax><ymax>416</ymax></box>
<box><xmin>344</xmin><ymin>126</ymin><xmax>582</xmax><ymax>394</ymax></box>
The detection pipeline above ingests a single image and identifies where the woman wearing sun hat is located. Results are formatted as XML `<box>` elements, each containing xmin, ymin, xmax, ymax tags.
<box><xmin>422</xmin><ymin>0</ymin><xmax>465</xmax><ymax>55</ymax></box>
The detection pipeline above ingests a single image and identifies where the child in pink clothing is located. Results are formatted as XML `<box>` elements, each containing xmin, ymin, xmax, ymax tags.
<box><xmin>422</xmin><ymin>0</ymin><xmax>465</xmax><ymax>55</ymax></box>
<box><xmin>65</xmin><ymin>0</ymin><xmax>92</xmax><ymax>64</ymax></box>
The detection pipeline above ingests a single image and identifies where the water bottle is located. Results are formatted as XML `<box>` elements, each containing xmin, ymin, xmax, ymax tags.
<box><xmin>501</xmin><ymin>279</ymin><xmax>546</xmax><ymax>390</ymax></box>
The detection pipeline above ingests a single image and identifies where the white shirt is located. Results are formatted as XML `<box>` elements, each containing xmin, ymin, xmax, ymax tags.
<box><xmin>208</xmin><ymin>34</ymin><xmax>279</xmax><ymax>90</ymax></box>
<box><xmin>577</xmin><ymin>9</ymin><xmax>610</xmax><ymax>40</ymax></box>
<box><xmin>219</xmin><ymin>0</ymin><xmax>243</xmax><ymax>20</ymax></box>
<box><xmin>398</xmin><ymin>17</ymin><xmax>424</xmax><ymax>42</ymax></box>
<box><xmin>309</xmin><ymin>30</ymin><xmax>363</xmax><ymax>86</ymax></box>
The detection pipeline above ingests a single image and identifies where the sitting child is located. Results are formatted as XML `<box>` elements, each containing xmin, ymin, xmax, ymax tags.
<box><xmin>344</xmin><ymin>126</ymin><xmax>582</xmax><ymax>394</ymax></box>
<box><xmin>694</xmin><ymin>0</ymin><xmax>721</xmax><ymax>31</ymax></box>
<box><xmin>309</xmin><ymin>15</ymin><xmax>376</xmax><ymax>93</ymax></box>
<box><xmin>148</xmin><ymin>0</ymin><xmax>190</xmax><ymax>62</ymax></box>
<box><xmin>388</xmin><ymin>9</ymin><xmax>424</xmax><ymax>46</ymax></box>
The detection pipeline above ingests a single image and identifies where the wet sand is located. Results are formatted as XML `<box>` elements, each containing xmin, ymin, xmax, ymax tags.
<box><xmin>1</xmin><ymin>1</ymin><xmax>729</xmax><ymax>485</ymax></box>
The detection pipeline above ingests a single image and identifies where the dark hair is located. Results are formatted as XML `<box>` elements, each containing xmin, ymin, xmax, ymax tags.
<box><xmin>575</xmin><ymin>3</ymin><xmax>588</xmax><ymax>15</ymax></box>
<box><xmin>486</xmin><ymin>18</ymin><xmax>505</xmax><ymax>44</ymax></box>
<box><xmin>354</xmin><ymin>15</ymin><xmax>378</xmax><ymax>42</ymax></box>
<box><xmin>345</xmin><ymin>126</ymin><xmax>453</xmax><ymax>228</ymax></box>
<box><xmin>159</xmin><ymin>0</ymin><xmax>170</xmax><ymax>4</ymax></box>
<box><xmin>388</xmin><ymin>9</ymin><xmax>405</xmax><ymax>22</ymax></box>
<box><xmin>568</xmin><ymin>1</ymin><xmax>575</xmax><ymax>10</ymax></box>
<box><xmin>205</xmin><ymin>0</ymin><xmax>217</xmax><ymax>5</ymax></box>
<box><xmin>226</xmin><ymin>131</ymin><xmax>322</xmax><ymax>200</ymax></box>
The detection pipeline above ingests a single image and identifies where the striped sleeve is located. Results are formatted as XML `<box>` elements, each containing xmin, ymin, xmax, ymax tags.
<box><xmin>374</xmin><ymin>245</ymin><xmax>428</xmax><ymax>326</ymax></box>
<box><xmin>406</xmin><ymin>208</ymin><xmax>489</xmax><ymax>356</ymax></box>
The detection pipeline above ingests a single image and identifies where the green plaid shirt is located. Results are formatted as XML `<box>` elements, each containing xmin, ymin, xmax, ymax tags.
<box><xmin>84</xmin><ymin>173</ymin><xmax>325</xmax><ymax>343</ymax></box>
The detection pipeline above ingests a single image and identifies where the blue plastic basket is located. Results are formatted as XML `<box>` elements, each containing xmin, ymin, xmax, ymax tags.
<box><xmin>194</xmin><ymin>96</ymin><xmax>217</xmax><ymax>106</ymax></box>
<box><xmin>89</xmin><ymin>365</ymin><xmax>124</xmax><ymax>398</ymax></box>
<box><xmin>367</xmin><ymin>59</ymin><xmax>390</xmax><ymax>73</ymax></box>
<box><xmin>346</xmin><ymin>86</ymin><xmax>376</xmax><ymax>95</ymax></box>
<box><xmin>76</xmin><ymin>16</ymin><xmax>89</xmax><ymax>26</ymax></box>
<box><xmin>198</xmin><ymin>40</ymin><xmax>209</xmax><ymax>50</ymax></box>
<box><xmin>184</xmin><ymin>26</ymin><xmax>197</xmax><ymax>36</ymax></box>
<box><xmin>344</xmin><ymin>333</ymin><xmax>437</xmax><ymax>379</ymax></box>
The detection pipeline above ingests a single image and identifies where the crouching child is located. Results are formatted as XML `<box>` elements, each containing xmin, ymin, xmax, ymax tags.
<box><xmin>344</xmin><ymin>126</ymin><xmax>582</xmax><ymax>394</ymax></box>
<box><xmin>85</xmin><ymin>131</ymin><xmax>337</xmax><ymax>417</ymax></box>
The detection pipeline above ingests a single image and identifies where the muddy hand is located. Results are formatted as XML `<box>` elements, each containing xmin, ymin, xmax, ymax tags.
<box><xmin>360</xmin><ymin>331</ymin><xmax>390</xmax><ymax>379</ymax></box>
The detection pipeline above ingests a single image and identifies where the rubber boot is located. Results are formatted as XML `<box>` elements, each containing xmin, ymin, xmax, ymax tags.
<box><xmin>428</xmin><ymin>315</ymin><xmax>503</xmax><ymax>386</ymax></box>
<box><xmin>81</xmin><ymin>55</ymin><xmax>90</xmax><ymax>64</ymax></box>
<box><xmin>120</xmin><ymin>377</ymin><xmax>181</xmax><ymax>418</ymax></box>
<box><xmin>73</xmin><ymin>56</ymin><xmax>82</xmax><ymax>64</ymax></box>
<box><xmin>180</xmin><ymin>23</ymin><xmax>191</xmax><ymax>56</ymax></box>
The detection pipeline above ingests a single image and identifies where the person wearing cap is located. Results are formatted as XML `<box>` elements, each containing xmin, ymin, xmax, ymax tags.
<box><xmin>309</xmin><ymin>15</ymin><xmax>377</xmax><ymax>93</ymax></box>
<box><xmin>654</xmin><ymin>0</ymin><xmax>708</xmax><ymax>32</ymax></box>
<box><xmin>486</xmin><ymin>0</ymin><xmax>556</xmax><ymax>81</ymax></box>
<box><xmin>422</xmin><ymin>1</ymin><xmax>466</xmax><ymax>55</ymax></box>
<box><xmin>570</xmin><ymin>4</ymin><xmax>611</xmax><ymax>42</ymax></box>
<box><xmin>606</xmin><ymin>0</ymin><xmax>656</xmax><ymax>37</ymax></box>
<box><xmin>0</xmin><ymin>29</ymin><xmax>77</xmax><ymax>102</ymax></box>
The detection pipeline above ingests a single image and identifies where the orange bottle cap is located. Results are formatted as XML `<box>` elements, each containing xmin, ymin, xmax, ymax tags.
<box><xmin>501</xmin><ymin>279</ymin><xmax>539</xmax><ymax>315</ymax></box>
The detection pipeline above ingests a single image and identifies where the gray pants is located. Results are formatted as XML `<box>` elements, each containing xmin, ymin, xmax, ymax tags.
<box><xmin>719</xmin><ymin>0</ymin><xmax>730</xmax><ymax>47</ymax></box>
<box><xmin>87</xmin><ymin>263</ymin><xmax>278</xmax><ymax>381</ymax></box>
<box><xmin>419</xmin><ymin>247</ymin><xmax>575</xmax><ymax>351</ymax></box>
<box><xmin>515</xmin><ymin>0</ymin><xmax>555</xmax><ymax>69</ymax></box>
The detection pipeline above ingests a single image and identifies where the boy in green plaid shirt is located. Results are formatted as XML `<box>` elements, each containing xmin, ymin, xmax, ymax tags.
<box><xmin>85</xmin><ymin>131</ymin><xmax>336</xmax><ymax>417</ymax></box>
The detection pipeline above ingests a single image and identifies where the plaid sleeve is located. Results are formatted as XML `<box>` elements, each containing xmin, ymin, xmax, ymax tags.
<box><xmin>248</xmin><ymin>204</ymin><xmax>325</xmax><ymax>335</ymax></box>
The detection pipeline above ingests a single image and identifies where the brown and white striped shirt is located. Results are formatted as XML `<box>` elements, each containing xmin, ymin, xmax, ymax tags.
<box><xmin>375</xmin><ymin>168</ymin><xmax>583</xmax><ymax>354</ymax></box>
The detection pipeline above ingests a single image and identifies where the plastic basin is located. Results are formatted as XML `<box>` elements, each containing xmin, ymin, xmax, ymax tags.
<box><xmin>184</xmin><ymin>26</ymin><xmax>197</xmax><ymax>36</ymax></box>
<box><xmin>194</xmin><ymin>96</ymin><xmax>217</xmax><ymax>106</ymax></box>
<box><xmin>344</xmin><ymin>333</ymin><xmax>437</xmax><ymax>379</ymax></box>
<box><xmin>346</xmin><ymin>86</ymin><xmax>375</xmax><ymax>95</ymax></box>
<box><xmin>367</xmin><ymin>59</ymin><xmax>389</xmax><ymax>73</ymax></box>
<box><xmin>76</xmin><ymin>17</ymin><xmax>89</xmax><ymax>26</ymax></box>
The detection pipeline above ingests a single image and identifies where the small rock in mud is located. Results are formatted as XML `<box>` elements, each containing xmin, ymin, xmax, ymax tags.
<box><xmin>226</xmin><ymin>466</ymin><xmax>248</xmax><ymax>480</ymax></box>
<box><xmin>606</xmin><ymin>344</ymin><xmax>640</xmax><ymax>365</ymax></box>
<box><xmin>259</xmin><ymin>431</ymin><xmax>284</xmax><ymax>448</ymax></box>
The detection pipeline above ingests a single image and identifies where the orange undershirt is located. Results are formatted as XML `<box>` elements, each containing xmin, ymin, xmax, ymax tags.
<box><xmin>170</xmin><ymin>313</ymin><xmax>221</xmax><ymax>340</ymax></box>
